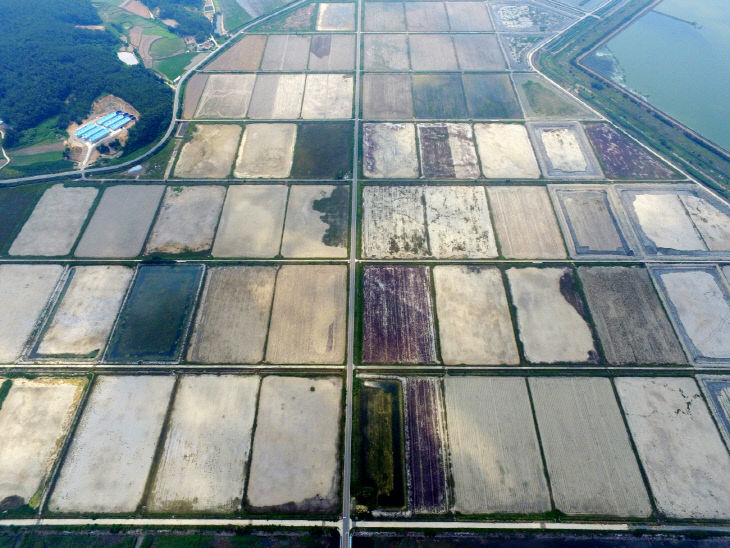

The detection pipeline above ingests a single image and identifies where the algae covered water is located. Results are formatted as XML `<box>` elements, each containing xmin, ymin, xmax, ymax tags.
<box><xmin>585</xmin><ymin>0</ymin><xmax>730</xmax><ymax>151</ymax></box>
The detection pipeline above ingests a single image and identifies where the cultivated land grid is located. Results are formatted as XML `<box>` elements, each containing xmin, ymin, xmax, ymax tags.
<box><xmin>1</xmin><ymin>0</ymin><xmax>730</xmax><ymax>545</ymax></box>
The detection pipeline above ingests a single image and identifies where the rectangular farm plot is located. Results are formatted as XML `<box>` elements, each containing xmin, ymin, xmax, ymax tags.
<box><xmin>266</xmin><ymin>265</ymin><xmax>347</xmax><ymax>364</ymax></box>
<box><xmin>234</xmin><ymin>123</ymin><xmax>297</xmax><ymax>178</ymax></box>
<box><xmin>0</xmin><ymin>378</ymin><xmax>85</xmax><ymax>510</ymax></box>
<box><xmin>308</xmin><ymin>34</ymin><xmax>355</xmax><ymax>71</ymax></box>
<box><xmin>408</xmin><ymin>35</ymin><xmax>458</xmax><ymax>71</ymax></box>
<box><xmin>680</xmin><ymin>193</ymin><xmax>730</xmax><ymax>251</ymax></box>
<box><xmin>362</xmin><ymin>74</ymin><xmax>413</xmax><ymax>119</ymax></box>
<box><xmin>446</xmin><ymin>2</ymin><xmax>493</xmax><ymax>31</ymax></box>
<box><xmin>34</xmin><ymin>266</ymin><xmax>133</xmax><ymax>359</ymax></box>
<box><xmin>698</xmin><ymin>376</ymin><xmax>730</xmax><ymax>447</ymax></box>
<box><xmin>553</xmin><ymin>188</ymin><xmax>631</xmax><ymax>256</ymax></box>
<box><xmin>513</xmin><ymin>73</ymin><xmax>597</xmax><ymax>120</ymax></box>
<box><xmin>187</xmin><ymin>267</ymin><xmax>275</xmax><ymax>364</ymax></box>
<box><xmin>530</xmin><ymin>377</ymin><xmax>652</xmax><ymax>517</ymax></box>
<box><xmin>105</xmin><ymin>264</ymin><xmax>203</xmax><ymax>363</ymax></box>
<box><xmin>261</xmin><ymin>34</ymin><xmax>311</xmax><ymax>70</ymax></box>
<box><xmin>317</xmin><ymin>2</ymin><xmax>354</xmax><ymax>31</ymax></box>
<box><xmin>281</xmin><ymin>185</ymin><xmax>348</xmax><ymax>258</ymax></box>
<box><xmin>148</xmin><ymin>375</ymin><xmax>259</xmax><ymax>512</ymax></box>
<box><xmin>362</xmin><ymin>265</ymin><xmax>437</xmax><ymax>364</ymax></box>
<box><xmin>506</xmin><ymin>267</ymin><xmax>597</xmax><ymax>363</ymax></box>
<box><xmin>530</xmin><ymin>123</ymin><xmax>603</xmax><ymax>179</ymax></box>
<box><xmin>412</xmin><ymin>74</ymin><xmax>468</xmax><ymax>119</ymax></box>
<box><xmin>418</xmin><ymin>124</ymin><xmax>479</xmax><ymax>179</ymax></box>
<box><xmin>174</xmin><ymin>124</ymin><xmax>241</xmax><ymax>179</ymax></box>
<box><xmin>74</xmin><ymin>185</ymin><xmax>164</xmax><ymax>258</ymax></box>
<box><xmin>248</xmin><ymin>74</ymin><xmax>306</xmax><ymax>119</ymax></box>
<box><xmin>361</xmin><ymin>186</ymin><xmax>428</xmax><ymax>259</ymax></box>
<box><xmin>444</xmin><ymin>377</ymin><xmax>549</xmax><ymax>514</ymax></box>
<box><xmin>194</xmin><ymin>74</ymin><xmax>256</xmax><ymax>119</ymax></box>
<box><xmin>405</xmin><ymin>2</ymin><xmax>449</xmax><ymax>31</ymax></box>
<box><xmin>49</xmin><ymin>375</ymin><xmax>174</xmax><ymax>514</ymax></box>
<box><xmin>404</xmin><ymin>378</ymin><xmax>448</xmax><ymax>513</ymax></box>
<box><xmin>0</xmin><ymin>184</ymin><xmax>45</xmax><ymax>253</ymax></box>
<box><xmin>0</xmin><ymin>264</ymin><xmax>63</xmax><ymax>363</ymax></box>
<box><xmin>301</xmin><ymin>74</ymin><xmax>353</xmax><ymax>119</ymax></box>
<box><xmin>204</xmin><ymin>35</ymin><xmax>266</xmax><ymax>71</ymax></box>
<box><xmin>9</xmin><ymin>184</ymin><xmax>97</xmax><ymax>257</ymax></box>
<box><xmin>652</xmin><ymin>267</ymin><xmax>730</xmax><ymax>363</ymax></box>
<box><xmin>363</xmin><ymin>123</ymin><xmax>419</xmax><ymax>178</ymax></box>
<box><xmin>434</xmin><ymin>266</ymin><xmax>518</xmax><ymax>365</ymax></box>
<box><xmin>487</xmin><ymin>186</ymin><xmax>566</xmax><ymax>259</ymax></box>
<box><xmin>579</xmin><ymin>267</ymin><xmax>686</xmax><ymax>365</ymax></box>
<box><xmin>364</xmin><ymin>2</ymin><xmax>406</xmax><ymax>31</ymax></box>
<box><xmin>291</xmin><ymin>122</ymin><xmax>353</xmax><ymax>178</ymax></box>
<box><xmin>424</xmin><ymin>186</ymin><xmax>497</xmax><ymax>258</ymax></box>
<box><xmin>246</xmin><ymin>376</ymin><xmax>342</xmax><ymax>513</ymax></box>
<box><xmin>184</xmin><ymin>74</ymin><xmax>207</xmax><ymax>119</ymax></box>
<box><xmin>584</xmin><ymin>123</ymin><xmax>678</xmax><ymax>179</ymax></box>
<box><xmin>462</xmin><ymin>74</ymin><xmax>522</xmax><ymax>119</ymax></box>
<box><xmin>617</xmin><ymin>377</ymin><xmax>730</xmax><ymax>519</ymax></box>
<box><xmin>453</xmin><ymin>34</ymin><xmax>505</xmax><ymax>71</ymax></box>
<box><xmin>474</xmin><ymin>124</ymin><xmax>540</xmax><ymax>179</ymax></box>
<box><xmin>363</xmin><ymin>34</ymin><xmax>410</xmax><ymax>71</ymax></box>
<box><xmin>212</xmin><ymin>185</ymin><xmax>287</xmax><ymax>257</ymax></box>
<box><xmin>145</xmin><ymin>186</ymin><xmax>226</xmax><ymax>255</ymax></box>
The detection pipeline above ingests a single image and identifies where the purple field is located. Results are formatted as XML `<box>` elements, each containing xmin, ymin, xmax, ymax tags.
<box><xmin>585</xmin><ymin>123</ymin><xmax>678</xmax><ymax>179</ymax></box>
<box><xmin>362</xmin><ymin>266</ymin><xmax>437</xmax><ymax>364</ymax></box>
<box><xmin>406</xmin><ymin>378</ymin><xmax>447</xmax><ymax>513</ymax></box>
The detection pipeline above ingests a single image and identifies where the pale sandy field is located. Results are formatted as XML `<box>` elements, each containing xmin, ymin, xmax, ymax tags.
<box><xmin>234</xmin><ymin>123</ymin><xmax>297</xmax><ymax>178</ymax></box>
<box><xmin>474</xmin><ymin>124</ymin><xmax>540</xmax><ymax>178</ymax></box>
<box><xmin>174</xmin><ymin>124</ymin><xmax>242</xmax><ymax>178</ymax></box>
<box><xmin>301</xmin><ymin>74</ymin><xmax>353</xmax><ymax>119</ymax></box>
<box><xmin>362</xmin><ymin>123</ymin><xmax>419</xmax><ymax>178</ymax></box>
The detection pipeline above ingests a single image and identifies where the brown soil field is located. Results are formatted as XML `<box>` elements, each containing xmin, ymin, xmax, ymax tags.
<box><xmin>120</xmin><ymin>0</ymin><xmax>152</xmax><ymax>18</ymax></box>
<box><xmin>261</xmin><ymin>34</ymin><xmax>311</xmax><ymax>71</ymax></box>
<box><xmin>266</xmin><ymin>265</ymin><xmax>347</xmax><ymax>364</ymax></box>
<box><xmin>182</xmin><ymin>73</ymin><xmax>208</xmax><ymax>119</ymax></box>
<box><xmin>204</xmin><ymin>35</ymin><xmax>266</xmax><ymax>71</ymax></box>
<box><xmin>187</xmin><ymin>266</ymin><xmax>276</xmax><ymax>363</ymax></box>
<box><xmin>247</xmin><ymin>74</ymin><xmax>305</xmax><ymax>119</ymax></box>
<box><xmin>363</xmin><ymin>74</ymin><xmax>413</xmax><ymax>119</ymax></box>
<box><xmin>174</xmin><ymin>124</ymin><xmax>241</xmax><ymax>178</ymax></box>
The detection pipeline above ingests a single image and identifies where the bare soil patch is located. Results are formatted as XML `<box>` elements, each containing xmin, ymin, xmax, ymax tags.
<box><xmin>174</xmin><ymin>124</ymin><xmax>242</xmax><ymax>178</ymax></box>
<box><xmin>204</xmin><ymin>35</ymin><xmax>266</xmax><ymax>71</ymax></box>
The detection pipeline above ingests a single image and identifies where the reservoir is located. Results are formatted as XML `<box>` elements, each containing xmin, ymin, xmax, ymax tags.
<box><xmin>585</xmin><ymin>0</ymin><xmax>730</xmax><ymax>152</ymax></box>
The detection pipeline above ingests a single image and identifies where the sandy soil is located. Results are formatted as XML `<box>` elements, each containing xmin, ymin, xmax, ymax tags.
<box><xmin>444</xmin><ymin>376</ymin><xmax>549</xmax><ymax>514</ymax></box>
<box><xmin>538</xmin><ymin>127</ymin><xmax>588</xmax><ymax>172</ymax></box>
<box><xmin>204</xmin><ymin>35</ymin><xmax>266</xmax><ymax>71</ymax></box>
<box><xmin>36</xmin><ymin>266</ymin><xmax>133</xmax><ymax>358</ymax></box>
<box><xmin>453</xmin><ymin>34</ymin><xmax>505</xmax><ymax>71</ymax></box>
<box><xmin>362</xmin><ymin>186</ymin><xmax>428</xmax><ymax>259</ymax></box>
<box><xmin>362</xmin><ymin>123</ymin><xmax>419</xmax><ymax>178</ymax></box>
<box><xmin>316</xmin><ymin>3</ymin><xmax>355</xmax><ymax>31</ymax></box>
<box><xmin>0</xmin><ymin>265</ymin><xmax>62</xmax><ymax>363</ymax></box>
<box><xmin>146</xmin><ymin>186</ymin><xmax>226</xmax><ymax>254</ymax></box>
<box><xmin>301</xmin><ymin>74</ymin><xmax>353</xmax><ymax>119</ymax></box>
<box><xmin>531</xmin><ymin>377</ymin><xmax>652</xmax><ymax>517</ymax></box>
<box><xmin>617</xmin><ymin>377</ymin><xmax>730</xmax><ymax>519</ymax></box>
<box><xmin>631</xmin><ymin>193</ymin><xmax>706</xmax><ymax>252</ymax></box>
<box><xmin>446</xmin><ymin>2</ymin><xmax>493</xmax><ymax>31</ymax></box>
<box><xmin>174</xmin><ymin>124</ymin><xmax>242</xmax><ymax>178</ymax></box>
<box><xmin>364</xmin><ymin>2</ymin><xmax>406</xmax><ymax>31</ymax></box>
<box><xmin>247</xmin><ymin>376</ymin><xmax>341</xmax><ymax>512</ymax></box>
<box><xmin>408</xmin><ymin>34</ymin><xmax>458</xmax><ymax>71</ymax></box>
<box><xmin>49</xmin><ymin>375</ymin><xmax>174</xmax><ymax>513</ymax></box>
<box><xmin>281</xmin><ymin>185</ymin><xmax>348</xmax><ymax>258</ymax></box>
<box><xmin>680</xmin><ymin>194</ymin><xmax>730</xmax><ymax>251</ymax></box>
<box><xmin>363</xmin><ymin>74</ymin><xmax>414</xmax><ymax>119</ymax></box>
<box><xmin>9</xmin><ymin>185</ymin><xmax>97</xmax><ymax>257</ymax></box>
<box><xmin>434</xmin><ymin>266</ymin><xmax>518</xmax><ymax>365</ymax></box>
<box><xmin>578</xmin><ymin>266</ymin><xmax>686</xmax><ymax>365</ymax></box>
<box><xmin>424</xmin><ymin>186</ymin><xmax>497</xmax><ymax>258</ymax></box>
<box><xmin>266</xmin><ymin>265</ymin><xmax>347</xmax><ymax>364</ymax></box>
<box><xmin>233</xmin><ymin>123</ymin><xmax>297</xmax><ymax>178</ymax></box>
<box><xmin>148</xmin><ymin>375</ymin><xmax>259</xmax><ymax>512</ymax></box>
<box><xmin>74</xmin><ymin>185</ymin><xmax>165</xmax><ymax>258</ymax></box>
<box><xmin>506</xmin><ymin>267</ymin><xmax>596</xmax><ymax>363</ymax></box>
<box><xmin>248</xmin><ymin>74</ymin><xmax>306</xmax><ymax>119</ymax></box>
<box><xmin>261</xmin><ymin>35</ymin><xmax>311</xmax><ymax>71</ymax></box>
<box><xmin>212</xmin><ymin>185</ymin><xmax>287</xmax><ymax>257</ymax></box>
<box><xmin>195</xmin><ymin>74</ymin><xmax>256</xmax><ymax>119</ymax></box>
<box><xmin>308</xmin><ymin>34</ymin><xmax>356</xmax><ymax>71</ymax></box>
<box><xmin>0</xmin><ymin>378</ymin><xmax>85</xmax><ymax>507</ymax></box>
<box><xmin>363</xmin><ymin>34</ymin><xmax>410</xmax><ymax>71</ymax></box>
<box><xmin>187</xmin><ymin>266</ymin><xmax>275</xmax><ymax>363</ymax></box>
<box><xmin>474</xmin><ymin>124</ymin><xmax>540</xmax><ymax>178</ymax></box>
<box><xmin>405</xmin><ymin>2</ymin><xmax>449</xmax><ymax>31</ymax></box>
<box><xmin>487</xmin><ymin>186</ymin><xmax>566</xmax><ymax>258</ymax></box>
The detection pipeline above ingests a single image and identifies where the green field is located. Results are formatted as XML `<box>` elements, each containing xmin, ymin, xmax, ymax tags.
<box><xmin>217</xmin><ymin>0</ymin><xmax>253</xmax><ymax>32</ymax></box>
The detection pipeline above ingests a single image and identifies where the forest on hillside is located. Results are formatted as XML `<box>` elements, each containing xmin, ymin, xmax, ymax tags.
<box><xmin>146</xmin><ymin>0</ymin><xmax>213</xmax><ymax>42</ymax></box>
<box><xmin>0</xmin><ymin>0</ymin><xmax>173</xmax><ymax>153</ymax></box>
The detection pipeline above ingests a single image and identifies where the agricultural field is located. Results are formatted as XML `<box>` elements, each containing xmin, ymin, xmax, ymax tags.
<box><xmin>362</xmin><ymin>123</ymin><xmax>419</xmax><ymax>178</ymax></box>
<box><xmin>462</xmin><ymin>74</ymin><xmax>522</xmax><ymax>119</ymax></box>
<box><xmin>489</xmin><ymin>2</ymin><xmax>574</xmax><ymax>33</ymax></box>
<box><xmin>417</xmin><ymin>124</ymin><xmax>480</xmax><ymax>179</ymax></box>
<box><xmin>317</xmin><ymin>3</ymin><xmax>355</xmax><ymax>31</ymax></box>
<box><xmin>261</xmin><ymin>35</ymin><xmax>312</xmax><ymax>71</ymax></box>
<box><xmin>473</xmin><ymin>124</ymin><xmax>540</xmax><ymax>179</ymax></box>
<box><xmin>699</xmin><ymin>375</ymin><xmax>730</xmax><ymax>446</ymax></box>
<box><xmin>452</xmin><ymin>34</ymin><xmax>505</xmax><ymax>71</ymax></box>
<box><xmin>404</xmin><ymin>2</ymin><xmax>448</xmax><ymax>32</ymax></box>
<box><xmin>281</xmin><ymin>185</ymin><xmax>349</xmax><ymax>257</ymax></box>
<box><xmin>309</xmin><ymin>35</ymin><xmax>356</xmax><ymax>71</ymax></box>
<box><xmin>529</xmin><ymin>122</ymin><xmax>604</xmax><ymax>178</ymax></box>
<box><xmin>247</xmin><ymin>74</ymin><xmax>306</xmax><ymax>119</ymax></box>
<box><xmin>0</xmin><ymin>184</ymin><xmax>45</xmax><ymax>253</ymax></box>
<box><xmin>409</xmin><ymin>35</ymin><xmax>458</xmax><ymax>71</ymax></box>
<box><xmin>194</xmin><ymin>75</ymin><xmax>256</xmax><ymax>119</ymax></box>
<box><xmin>361</xmin><ymin>186</ymin><xmax>428</xmax><ymax>259</ymax></box>
<box><xmin>513</xmin><ymin>73</ymin><xmax>597</xmax><ymax>120</ymax></box>
<box><xmin>363</xmin><ymin>34</ymin><xmax>410</xmax><ymax>71</ymax></box>
<box><xmin>362</xmin><ymin>74</ymin><xmax>413</xmax><ymax>119</ymax></box>
<box><xmin>174</xmin><ymin>124</ymin><xmax>242</xmax><ymax>178</ymax></box>
<box><xmin>204</xmin><ymin>35</ymin><xmax>267</xmax><ymax>71</ymax></box>
<box><xmin>412</xmin><ymin>75</ymin><xmax>468</xmax><ymax>119</ymax></box>
<box><xmin>234</xmin><ymin>123</ymin><xmax>297</xmax><ymax>178</ymax></box>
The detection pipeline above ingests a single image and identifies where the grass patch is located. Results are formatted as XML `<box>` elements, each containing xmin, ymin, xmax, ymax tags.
<box><xmin>0</xmin><ymin>184</ymin><xmax>46</xmax><ymax>252</ymax></box>
<box><xmin>218</xmin><ymin>0</ymin><xmax>253</xmax><ymax>31</ymax></box>
<box><xmin>154</xmin><ymin>53</ymin><xmax>198</xmax><ymax>81</ymax></box>
<box><xmin>9</xmin><ymin>150</ymin><xmax>64</xmax><ymax>167</ymax></box>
